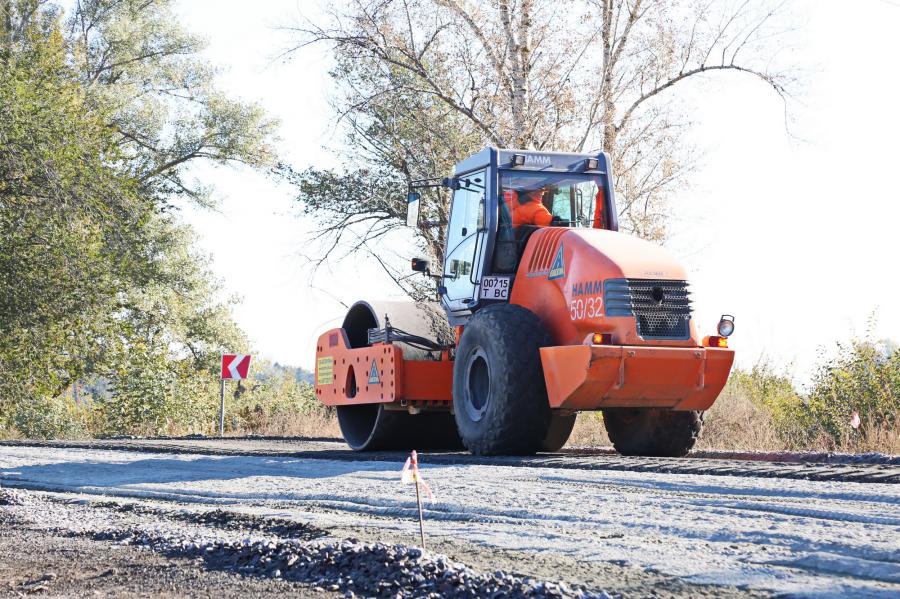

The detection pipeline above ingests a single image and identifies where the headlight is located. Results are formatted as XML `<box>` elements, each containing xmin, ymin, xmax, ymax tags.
<box><xmin>717</xmin><ymin>314</ymin><xmax>735</xmax><ymax>337</ymax></box>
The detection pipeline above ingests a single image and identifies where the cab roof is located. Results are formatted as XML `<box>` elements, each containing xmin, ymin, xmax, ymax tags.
<box><xmin>454</xmin><ymin>147</ymin><xmax>607</xmax><ymax>176</ymax></box>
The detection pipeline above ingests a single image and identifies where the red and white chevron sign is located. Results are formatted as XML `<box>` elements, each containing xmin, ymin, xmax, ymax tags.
<box><xmin>221</xmin><ymin>354</ymin><xmax>251</xmax><ymax>380</ymax></box>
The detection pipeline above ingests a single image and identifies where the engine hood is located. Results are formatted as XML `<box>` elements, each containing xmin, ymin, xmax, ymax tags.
<box><xmin>510</xmin><ymin>226</ymin><xmax>697</xmax><ymax>348</ymax></box>
<box><xmin>562</xmin><ymin>228</ymin><xmax>688</xmax><ymax>281</ymax></box>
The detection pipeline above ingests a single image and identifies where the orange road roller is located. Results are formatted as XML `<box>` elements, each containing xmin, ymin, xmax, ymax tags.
<box><xmin>314</xmin><ymin>148</ymin><xmax>735</xmax><ymax>456</ymax></box>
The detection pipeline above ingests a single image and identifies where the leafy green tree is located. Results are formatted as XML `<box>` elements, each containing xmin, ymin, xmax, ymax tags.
<box><xmin>96</xmin><ymin>221</ymin><xmax>249</xmax><ymax>436</ymax></box>
<box><xmin>0</xmin><ymin>1</ymin><xmax>278</xmax><ymax>437</ymax></box>
<box><xmin>66</xmin><ymin>0</ymin><xmax>277</xmax><ymax>205</ymax></box>
<box><xmin>0</xmin><ymin>12</ymin><xmax>146</xmax><ymax>416</ymax></box>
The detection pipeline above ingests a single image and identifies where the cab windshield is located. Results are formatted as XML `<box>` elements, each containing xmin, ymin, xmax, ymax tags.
<box><xmin>499</xmin><ymin>171</ymin><xmax>607</xmax><ymax>230</ymax></box>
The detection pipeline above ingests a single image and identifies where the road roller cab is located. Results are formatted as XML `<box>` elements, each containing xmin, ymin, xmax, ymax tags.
<box><xmin>314</xmin><ymin>148</ymin><xmax>735</xmax><ymax>456</ymax></box>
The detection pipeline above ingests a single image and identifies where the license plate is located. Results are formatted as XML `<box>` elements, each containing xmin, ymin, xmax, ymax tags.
<box><xmin>479</xmin><ymin>276</ymin><xmax>511</xmax><ymax>300</ymax></box>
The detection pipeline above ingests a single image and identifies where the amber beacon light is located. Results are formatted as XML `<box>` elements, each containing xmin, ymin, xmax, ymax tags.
<box><xmin>704</xmin><ymin>336</ymin><xmax>729</xmax><ymax>348</ymax></box>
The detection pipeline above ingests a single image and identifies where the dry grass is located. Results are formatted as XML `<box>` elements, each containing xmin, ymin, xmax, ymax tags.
<box><xmin>0</xmin><ymin>427</ymin><xmax>24</xmax><ymax>441</ymax></box>
<box><xmin>696</xmin><ymin>386</ymin><xmax>788</xmax><ymax>451</ymax></box>
<box><xmin>138</xmin><ymin>406</ymin><xmax>900</xmax><ymax>455</ymax></box>
<box><xmin>236</xmin><ymin>409</ymin><xmax>614</xmax><ymax>448</ymax></box>
<box><xmin>224</xmin><ymin>408</ymin><xmax>615</xmax><ymax>448</ymax></box>
<box><xmin>806</xmin><ymin>417</ymin><xmax>900</xmax><ymax>455</ymax></box>
<box><xmin>567</xmin><ymin>402</ymin><xmax>899</xmax><ymax>454</ymax></box>
<box><xmin>565</xmin><ymin>412</ymin><xmax>611</xmax><ymax>447</ymax></box>
<box><xmin>227</xmin><ymin>409</ymin><xmax>342</xmax><ymax>438</ymax></box>
<box><xmin>852</xmin><ymin>421</ymin><xmax>900</xmax><ymax>454</ymax></box>
<box><xmin>566</xmin><ymin>400</ymin><xmax>794</xmax><ymax>453</ymax></box>
<box><xmin>147</xmin><ymin>406</ymin><xmax>900</xmax><ymax>454</ymax></box>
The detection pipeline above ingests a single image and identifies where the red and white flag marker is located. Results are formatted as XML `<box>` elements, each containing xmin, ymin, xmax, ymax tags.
<box><xmin>218</xmin><ymin>354</ymin><xmax>252</xmax><ymax>435</ymax></box>
<box><xmin>401</xmin><ymin>450</ymin><xmax>434</xmax><ymax>548</ymax></box>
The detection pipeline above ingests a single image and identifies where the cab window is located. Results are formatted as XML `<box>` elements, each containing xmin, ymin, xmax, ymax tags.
<box><xmin>443</xmin><ymin>172</ymin><xmax>486</xmax><ymax>303</ymax></box>
<box><xmin>498</xmin><ymin>172</ymin><xmax>608</xmax><ymax>233</ymax></box>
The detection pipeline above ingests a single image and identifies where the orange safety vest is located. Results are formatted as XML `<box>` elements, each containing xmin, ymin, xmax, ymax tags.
<box><xmin>512</xmin><ymin>198</ymin><xmax>553</xmax><ymax>227</ymax></box>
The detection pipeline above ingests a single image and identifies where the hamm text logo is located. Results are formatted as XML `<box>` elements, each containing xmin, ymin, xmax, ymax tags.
<box><xmin>572</xmin><ymin>280</ymin><xmax>602</xmax><ymax>296</ymax></box>
<box><xmin>524</xmin><ymin>155</ymin><xmax>552</xmax><ymax>166</ymax></box>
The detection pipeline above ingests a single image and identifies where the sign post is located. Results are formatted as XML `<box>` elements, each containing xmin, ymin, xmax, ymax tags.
<box><xmin>219</xmin><ymin>379</ymin><xmax>226</xmax><ymax>435</ymax></box>
<box><xmin>219</xmin><ymin>354</ymin><xmax>251</xmax><ymax>436</ymax></box>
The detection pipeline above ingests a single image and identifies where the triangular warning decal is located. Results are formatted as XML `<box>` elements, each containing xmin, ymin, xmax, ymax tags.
<box><xmin>368</xmin><ymin>359</ymin><xmax>381</xmax><ymax>384</ymax></box>
<box><xmin>548</xmin><ymin>244</ymin><xmax>565</xmax><ymax>280</ymax></box>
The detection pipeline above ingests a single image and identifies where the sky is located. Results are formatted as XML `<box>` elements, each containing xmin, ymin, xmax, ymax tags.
<box><xmin>173</xmin><ymin>0</ymin><xmax>900</xmax><ymax>385</ymax></box>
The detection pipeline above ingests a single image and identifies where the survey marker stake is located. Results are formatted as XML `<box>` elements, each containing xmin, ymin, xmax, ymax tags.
<box><xmin>401</xmin><ymin>450</ymin><xmax>434</xmax><ymax>549</ymax></box>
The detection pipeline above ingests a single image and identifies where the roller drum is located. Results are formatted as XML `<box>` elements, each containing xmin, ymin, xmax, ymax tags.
<box><xmin>336</xmin><ymin>300</ymin><xmax>462</xmax><ymax>451</ymax></box>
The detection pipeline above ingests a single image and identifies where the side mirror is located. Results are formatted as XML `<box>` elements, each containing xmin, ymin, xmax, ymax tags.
<box><xmin>441</xmin><ymin>177</ymin><xmax>460</xmax><ymax>190</ymax></box>
<box><xmin>406</xmin><ymin>191</ymin><xmax>420</xmax><ymax>227</ymax></box>
<box><xmin>411</xmin><ymin>257</ymin><xmax>430</xmax><ymax>273</ymax></box>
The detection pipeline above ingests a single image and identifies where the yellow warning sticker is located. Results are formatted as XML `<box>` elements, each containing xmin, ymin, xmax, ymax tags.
<box><xmin>316</xmin><ymin>356</ymin><xmax>334</xmax><ymax>385</ymax></box>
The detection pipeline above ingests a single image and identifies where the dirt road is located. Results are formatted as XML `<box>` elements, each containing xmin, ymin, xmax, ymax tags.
<box><xmin>1</xmin><ymin>438</ymin><xmax>897</xmax><ymax>598</ymax></box>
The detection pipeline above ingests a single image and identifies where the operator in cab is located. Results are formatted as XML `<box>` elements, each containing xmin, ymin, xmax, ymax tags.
<box><xmin>512</xmin><ymin>188</ymin><xmax>554</xmax><ymax>227</ymax></box>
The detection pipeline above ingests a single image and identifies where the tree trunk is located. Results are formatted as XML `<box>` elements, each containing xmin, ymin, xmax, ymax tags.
<box><xmin>500</xmin><ymin>0</ymin><xmax>532</xmax><ymax>147</ymax></box>
<box><xmin>517</xmin><ymin>0</ymin><xmax>533</xmax><ymax>147</ymax></box>
<box><xmin>600</xmin><ymin>0</ymin><xmax>617</xmax><ymax>157</ymax></box>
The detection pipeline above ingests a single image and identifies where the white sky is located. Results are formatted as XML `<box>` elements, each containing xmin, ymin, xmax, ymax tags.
<box><xmin>174</xmin><ymin>0</ymin><xmax>900</xmax><ymax>384</ymax></box>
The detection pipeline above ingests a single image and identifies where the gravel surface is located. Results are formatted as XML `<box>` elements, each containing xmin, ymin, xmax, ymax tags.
<box><xmin>0</xmin><ymin>488</ymin><xmax>615</xmax><ymax>598</ymax></box>
<box><xmin>2</xmin><ymin>441</ymin><xmax>898</xmax><ymax>597</ymax></box>
<box><xmin>0</xmin><ymin>498</ymin><xmax>332</xmax><ymax>598</ymax></box>
<box><xmin>40</xmin><ymin>434</ymin><xmax>900</xmax><ymax>464</ymax></box>
<box><xmin>327</xmin><ymin>524</ymin><xmax>766</xmax><ymax>599</ymax></box>
<box><xmin>3</xmin><ymin>438</ymin><xmax>895</xmax><ymax>483</ymax></box>
<box><xmin>1</xmin><ymin>489</ymin><xmax>757</xmax><ymax>599</ymax></box>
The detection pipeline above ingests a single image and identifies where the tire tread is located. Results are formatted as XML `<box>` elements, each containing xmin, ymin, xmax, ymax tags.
<box><xmin>602</xmin><ymin>409</ymin><xmax>703</xmax><ymax>457</ymax></box>
<box><xmin>453</xmin><ymin>304</ymin><xmax>553</xmax><ymax>455</ymax></box>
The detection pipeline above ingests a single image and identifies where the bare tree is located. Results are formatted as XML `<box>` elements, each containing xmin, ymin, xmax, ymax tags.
<box><xmin>284</xmin><ymin>0</ymin><xmax>795</xmax><ymax>285</ymax></box>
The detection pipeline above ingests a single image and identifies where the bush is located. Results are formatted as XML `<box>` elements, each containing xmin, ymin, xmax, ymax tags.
<box><xmin>0</xmin><ymin>358</ymin><xmax>336</xmax><ymax>440</ymax></box>
<box><xmin>224</xmin><ymin>363</ymin><xmax>336</xmax><ymax>437</ymax></box>
<box><xmin>8</xmin><ymin>396</ymin><xmax>94</xmax><ymax>439</ymax></box>
<box><xmin>699</xmin><ymin>361</ymin><xmax>800</xmax><ymax>451</ymax></box>
<box><xmin>700</xmin><ymin>339</ymin><xmax>899</xmax><ymax>453</ymax></box>
<box><xmin>802</xmin><ymin>338</ymin><xmax>899</xmax><ymax>452</ymax></box>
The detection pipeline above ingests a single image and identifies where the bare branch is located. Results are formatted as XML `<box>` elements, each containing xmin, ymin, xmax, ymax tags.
<box><xmin>617</xmin><ymin>63</ymin><xmax>787</xmax><ymax>133</ymax></box>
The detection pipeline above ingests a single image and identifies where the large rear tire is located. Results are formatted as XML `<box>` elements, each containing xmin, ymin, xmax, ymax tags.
<box><xmin>542</xmin><ymin>413</ymin><xmax>577</xmax><ymax>452</ymax></box>
<box><xmin>601</xmin><ymin>408</ymin><xmax>703</xmax><ymax>457</ymax></box>
<box><xmin>453</xmin><ymin>304</ymin><xmax>553</xmax><ymax>455</ymax></box>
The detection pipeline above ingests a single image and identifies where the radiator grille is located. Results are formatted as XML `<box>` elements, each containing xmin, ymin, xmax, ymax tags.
<box><xmin>603</xmin><ymin>279</ymin><xmax>692</xmax><ymax>339</ymax></box>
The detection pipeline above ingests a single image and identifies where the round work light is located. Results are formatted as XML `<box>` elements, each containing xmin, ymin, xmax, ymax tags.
<box><xmin>717</xmin><ymin>315</ymin><xmax>735</xmax><ymax>337</ymax></box>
